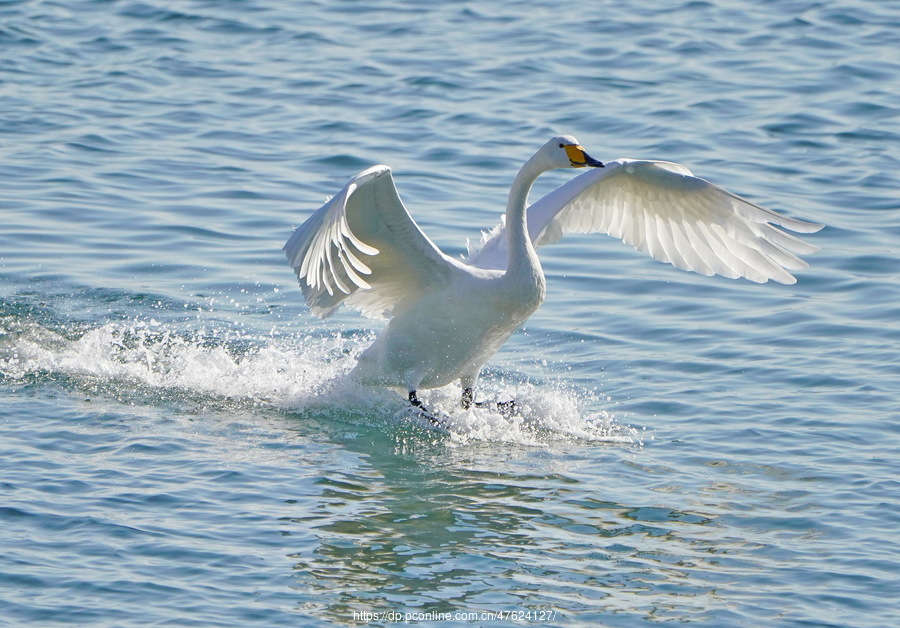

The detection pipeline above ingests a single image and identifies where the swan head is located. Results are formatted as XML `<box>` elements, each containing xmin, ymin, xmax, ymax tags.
<box><xmin>544</xmin><ymin>135</ymin><xmax>604</xmax><ymax>169</ymax></box>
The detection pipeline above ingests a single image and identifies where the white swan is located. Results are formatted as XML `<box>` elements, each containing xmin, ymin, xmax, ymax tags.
<box><xmin>284</xmin><ymin>136</ymin><xmax>822</xmax><ymax>414</ymax></box>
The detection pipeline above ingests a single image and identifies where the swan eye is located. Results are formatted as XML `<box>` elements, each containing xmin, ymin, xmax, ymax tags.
<box><xmin>558</xmin><ymin>143</ymin><xmax>564</xmax><ymax>148</ymax></box>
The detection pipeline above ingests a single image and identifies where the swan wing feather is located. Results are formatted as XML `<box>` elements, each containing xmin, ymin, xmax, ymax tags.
<box><xmin>468</xmin><ymin>159</ymin><xmax>823</xmax><ymax>284</ymax></box>
<box><xmin>285</xmin><ymin>165</ymin><xmax>458</xmax><ymax>318</ymax></box>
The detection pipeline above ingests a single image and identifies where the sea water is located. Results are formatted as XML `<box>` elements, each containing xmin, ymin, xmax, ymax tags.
<box><xmin>1</xmin><ymin>0</ymin><xmax>898</xmax><ymax>626</ymax></box>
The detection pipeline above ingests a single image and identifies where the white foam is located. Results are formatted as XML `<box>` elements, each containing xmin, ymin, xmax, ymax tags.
<box><xmin>0</xmin><ymin>316</ymin><xmax>638</xmax><ymax>446</ymax></box>
<box><xmin>397</xmin><ymin>383</ymin><xmax>636</xmax><ymax>446</ymax></box>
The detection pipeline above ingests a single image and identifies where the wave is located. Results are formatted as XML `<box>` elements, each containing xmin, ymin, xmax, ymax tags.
<box><xmin>0</xmin><ymin>308</ymin><xmax>637</xmax><ymax>447</ymax></box>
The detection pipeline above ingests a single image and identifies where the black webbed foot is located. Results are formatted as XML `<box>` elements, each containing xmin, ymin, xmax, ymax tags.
<box><xmin>462</xmin><ymin>388</ymin><xmax>519</xmax><ymax>418</ymax></box>
<box><xmin>408</xmin><ymin>390</ymin><xmax>444</xmax><ymax>426</ymax></box>
<box><xmin>495</xmin><ymin>399</ymin><xmax>519</xmax><ymax>417</ymax></box>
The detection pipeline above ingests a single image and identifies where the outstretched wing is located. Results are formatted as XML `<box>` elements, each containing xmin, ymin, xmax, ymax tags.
<box><xmin>284</xmin><ymin>165</ymin><xmax>459</xmax><ymax>318</ymax></box>
<box><xmin>468</xmin><ymin>159</ymin><xmax>824</xmax><ymax>284</ymax></box>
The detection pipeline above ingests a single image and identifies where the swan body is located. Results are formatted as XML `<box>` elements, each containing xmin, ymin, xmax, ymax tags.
<box><xmin>284</xmin><ymin>136</ymin><xmax>823</xmax><ymax>409</ymax></box>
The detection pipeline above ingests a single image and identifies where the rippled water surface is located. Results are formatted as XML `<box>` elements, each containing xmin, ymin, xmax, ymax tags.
<box><xmin>2</xmin><ymin>0</ymin><xmax>899</xmax><ymax>626</ymax></box>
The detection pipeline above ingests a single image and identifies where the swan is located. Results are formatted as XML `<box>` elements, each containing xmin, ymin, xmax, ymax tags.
<box><xmin>284</xmin><ymin>136</ymin><xmax>823</xmax><ymax>417</ymax></box>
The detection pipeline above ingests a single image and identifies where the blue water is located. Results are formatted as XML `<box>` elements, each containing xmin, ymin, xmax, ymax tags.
<box><xmin>2</xmin><ymin>0</ymin><xmax>899</xmax><ymax>626</ymax></box>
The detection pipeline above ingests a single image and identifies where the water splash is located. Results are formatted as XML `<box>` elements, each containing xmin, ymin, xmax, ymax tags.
<box><xmin>0</xmin><ymin>313</ymin><xmax>637</xmax><ymax>446</ymax></box>
<box><xmin>401</xmin><ymin>383</ymin><xmax>634</xmax><ymax>446</ymax></box>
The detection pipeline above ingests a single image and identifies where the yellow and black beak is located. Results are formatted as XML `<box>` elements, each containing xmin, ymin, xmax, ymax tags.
<box><xmin>564</xmin><ymin>144</ymin><xmax>604</xmax><ymax>168</ymax></box>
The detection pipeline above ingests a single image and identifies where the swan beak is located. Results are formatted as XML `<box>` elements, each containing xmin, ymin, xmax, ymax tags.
<box><xmin>565</xmin><ymin>145</ymin><xmax>605</xmax><ymax>168</ymax></box>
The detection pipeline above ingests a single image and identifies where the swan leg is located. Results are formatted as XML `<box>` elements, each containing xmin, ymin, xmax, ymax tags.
<box><xmin>462</xmin><ymin>387</ymin><xmax>475</xmax><ymax>410</ymax></box>
<box><xmin>462</xmin><ymin>387</ymin><xmax>491</xmax><ymax>410</ymax></box>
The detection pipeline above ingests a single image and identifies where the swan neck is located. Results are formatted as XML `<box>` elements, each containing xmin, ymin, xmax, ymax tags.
<box><xmin>504</xmin><ymin>155</ymin><xmax>544</xmax><ymax>279</ymax></box>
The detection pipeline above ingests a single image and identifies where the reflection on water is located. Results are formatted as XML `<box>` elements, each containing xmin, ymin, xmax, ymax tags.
<box><xmin>284</xmin><ymin>432</ymin><xmax>748</xmax><ymax>625</ymax></box>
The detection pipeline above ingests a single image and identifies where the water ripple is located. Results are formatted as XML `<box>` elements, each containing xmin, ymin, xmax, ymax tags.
<box><xmin>1</xmin><ymin>0</ymin><xmax>899</xmax><ymax>625</ymax></box>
